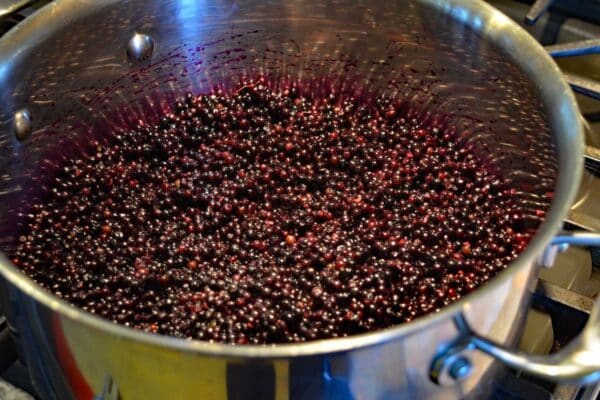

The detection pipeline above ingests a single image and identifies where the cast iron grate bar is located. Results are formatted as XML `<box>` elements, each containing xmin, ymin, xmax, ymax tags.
<box><xmin>525</xmin><ymin>0</ymin><xmax>556</xmax><ymax>25</ymax></box>
<box><xmin>545</xmin><ymin>39</ymin><xmax>600</xmax><ymax>100</ymax></box>
<box><xmin>562</xmin><ymin>73</ymin><xmax>600</xmax><ymax>101</ymax></box>
<box><xmin>545</xmin><ymin>39</ymin><xmax>600</xmax><ymax>58</ymax></box>
<box><xmin>0</xmin><ymin>1</ymin><xmax>35</xmax><ymax>19</ymax></box>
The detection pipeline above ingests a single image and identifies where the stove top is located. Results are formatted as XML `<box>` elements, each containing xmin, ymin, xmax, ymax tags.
<box><xmin>0</xmin><ymin>1</ymin><xmax>598</xmax><ymax>399</ymax></box>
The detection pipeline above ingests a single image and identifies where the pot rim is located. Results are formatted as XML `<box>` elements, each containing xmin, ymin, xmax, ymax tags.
<box><xmin>0</xmin><ymin>0</ymin><xmax>584</xmax><ymax>358</ymax></box>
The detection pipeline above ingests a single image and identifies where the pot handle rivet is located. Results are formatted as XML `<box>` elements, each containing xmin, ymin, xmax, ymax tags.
<box><xmin>448</xmin><ymin>357</ymin><xmax>473</xmax><ymax>381</ymax></box>
<box><xmin>14</xmin><ymin>109</ymin><xmax>32</xmax><ymax>141</ymax></box>
<box><xmin>127</xmin><ymin>33</ymin><xmax>154</xmax><ymax>62</ymax></box>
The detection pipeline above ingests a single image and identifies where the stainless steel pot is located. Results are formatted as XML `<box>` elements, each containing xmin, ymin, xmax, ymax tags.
<box><xmin>0</xmin><ymin>1</ymin><xmax>599</xmax><ymax>399</ymax></box>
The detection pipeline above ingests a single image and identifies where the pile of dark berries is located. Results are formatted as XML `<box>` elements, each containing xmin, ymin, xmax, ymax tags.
<box><xmin>10</xmin><ymin>81</ymin><xmax>537</xmax><ymax>344</ymax></box>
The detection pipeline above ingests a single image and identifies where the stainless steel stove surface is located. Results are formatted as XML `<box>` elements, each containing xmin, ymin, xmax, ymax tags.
<box><xmin>0</xmin><ymin>1</ymin><xmax>598</xmax><ymax>399</ymax></box>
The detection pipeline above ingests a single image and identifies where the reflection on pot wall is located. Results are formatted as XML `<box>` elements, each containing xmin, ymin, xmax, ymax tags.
<box><xmin>0</xmin><ymin>1</ymin><xmax>555</xmax><ymax>241</ymax></box>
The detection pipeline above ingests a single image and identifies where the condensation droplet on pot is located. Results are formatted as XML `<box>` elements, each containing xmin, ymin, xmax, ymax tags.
<box><xmin>14</xmin><ymin>108</ymin><xmax>32</xmax><ymax>141</ymax></box>
<box><xmin>127</xmin><ymin>33</ymin><xmax>154</xmax><ymax>61</ymax></box>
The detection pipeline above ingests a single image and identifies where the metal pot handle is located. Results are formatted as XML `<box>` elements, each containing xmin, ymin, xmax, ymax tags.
<box><xmin>430</xmin><ymin>231</ymin><xmax>600</xmax><ymax>385</ymax></box>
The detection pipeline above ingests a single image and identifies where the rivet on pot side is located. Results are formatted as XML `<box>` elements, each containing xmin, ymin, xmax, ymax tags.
<box><xmin>127</xmin><ymin>33</ymin><xmax>154</xmax><ymax>61</ymax></box>
<box><xmin>14</xmin><ymin>109</ymin><xmax>32</xmax><ymax>141</ymax></box>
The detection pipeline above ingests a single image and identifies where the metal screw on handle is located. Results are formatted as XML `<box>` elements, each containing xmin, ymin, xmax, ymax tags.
<box><xmin>431</xmin><ymin>231</ymin><xmax>600</xmax><ymax>385</ymax></box>
<box><xmin>448</xmin><ymin>357</ymin><xmax>473</xmax><ymax>381</ymax></box>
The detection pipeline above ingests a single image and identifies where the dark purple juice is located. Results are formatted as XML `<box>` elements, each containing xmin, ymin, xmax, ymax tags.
<box><xmin>10</xmin><ymin>81</ymin><xmax>539</xmax><ymax>344</ymax></box>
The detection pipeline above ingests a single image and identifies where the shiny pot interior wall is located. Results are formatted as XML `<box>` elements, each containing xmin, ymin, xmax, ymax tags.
<box><xmin>0</xmin><ymin>0</ymin><xmax>555</xmax><ymax>247</ymax></box>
